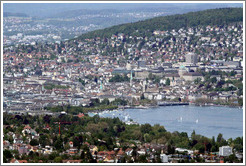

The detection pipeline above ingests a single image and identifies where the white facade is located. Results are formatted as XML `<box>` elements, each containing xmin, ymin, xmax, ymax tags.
<box><xmin>219</xmin><ymin>146</ymin><xmax>232</xmax><ymax>156</ymax></box>
<box><xmin>185</xmin><ymin>52</ymin><xmax>198</xmax><ymax>64</ymax></box>
<box><xmin>160</xmin><ymin>154</ymin><xmax>168</xmax><ymax>163</ymax></box>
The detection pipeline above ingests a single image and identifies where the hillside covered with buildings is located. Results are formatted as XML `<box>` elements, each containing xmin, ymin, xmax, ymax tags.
<box><xmin>3</xmin><ymin>8</ymin><xmax>244</xmax><ymax>163</ymax></box>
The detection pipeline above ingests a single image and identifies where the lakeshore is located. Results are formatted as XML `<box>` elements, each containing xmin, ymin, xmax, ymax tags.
<box><xmin>91</xmin><ymin>105</ymin><xmax>243</xmax><ymax>139</ymax></box>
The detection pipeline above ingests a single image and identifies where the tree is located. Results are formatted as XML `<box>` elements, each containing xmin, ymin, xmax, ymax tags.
<box><xmin>194</xmin><ymin>143</ymin><xmax>205</xmax><ymax>153</ymax></box>
<box><xmin>139</xmin><ymin>155</ymin><xmax>148</xmax><ymax>163</ymax></box>
<box><xmin>112</xmin><ymin>98</ymin><xmax>127</xmax><ymax>106</ymax></box>
<box><xmin>54</xmin><ymin>156</ymin><xmax>63</xmax><ymax>163</ymax></box>
<box><xmin>191</xmin><ymin>130</ymin><xmax>196</xmax><ymax>138</ymax></box>
<box><xmin>101</xmin><ymin>98</ymin><xmax>110</xmax><ymax>105</ymax></box>
<box><xmin>140</xmin><ymin>123</ymin><xmax>152</xmax><ymax>134</ymax></box>
<box><xmin>143</xmin><ymin>133</ymin><xmax>151</xmax><ymax>142</ymax></box>
<box><xmin>3</xmin><ymin>150</ymin><xmax>13</xmax><ymax>159</ymax></box>
<box><xmin>211</xmin><ymin>77</ymin><xmax>217</xmax><ymax>83</ymax></box>
<box><xmin>217</xmin><ymin>133</ymin><xmax>223</xmax><ymax>143</ymax></box>
<box><xmin>225</xmin><ymin>154</ymin><xmax>237</xmax><ymax>163</ymax></box>
<box><xmin>54</xmin><ymin>137</ymin><xmax>63</xmax><ymax>150</ymax></box>
<box><xmin>238</xmin><ymin>98</ymin><xmax>243</xmax><ymax>106</ymax></box>
<box><xmin>194</xmin><ymin>78</ymin><xmax>202</xmax><ymax>84</ymax></box>
<box><xmin>166</xmin><ymin>78</ymin><xmax>170</xmax><ymax>86</ymax></box>
<box><xmin>30</xmin><ymin>139</ymin><xmax>39</xmax><ymax>146</ymax></box>
<box><xmin>73</xmin><ymin>136</ymin><xmax>83</xmax><ymax>149</ymax></box>
<box><xmin>94</xmin><ymin>77</ymin><xmax>98</xmax><ymax>83</ymax></box>
<box><xmin>48</xmin><ymin>152</ymin><xmax>59</xmax><ymax>160</ymax></box>
<box><xmin>140</xmin><ymin>94</ymin><xmax>145</xmax><ymax>100</ymax></box>
<box><xmin>167</xmin><ymin>144</ymin><xmax>175</xmax><ymax>154</ymax></box>
<box><xmin>211</xmin><ymin>136</ymin><xmax>216</xmax><ymax>146</ymax></box>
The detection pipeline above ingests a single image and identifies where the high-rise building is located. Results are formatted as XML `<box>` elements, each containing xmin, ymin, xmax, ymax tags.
<box><xmin>185</xmin><ymin>52</ymin><xmax>198</xmax><ymax>65</ymax></box>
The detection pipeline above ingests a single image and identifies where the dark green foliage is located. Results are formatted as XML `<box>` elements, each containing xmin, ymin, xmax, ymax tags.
<box><xmin>54</xmin><ymin>136</ymin><xmax>63</xmax><ymax>151</ymax></box>
<box><xmin>30</xmin><ymin>139</ymin><xmax>39</xmax><ymax>146</ymax></box>
<box><xmin>148</xmin><ymin>73</ymin><xmax>160</xmax><ymax>84</ymax></box>
<box><xmin>2</xmin><ymin>111</ymin><xmax>242</xmax><ymax>163</ymax></box>
<box><xmin>140</xmin><ymin>123</ymin><xmax>152</xmax><ymax>134</ymax></box>
<box><xmin>77</xmin><ymin>8</ymin><xmax>242</xmax><ymax>40</ymax></box>
<box><xmin>78</xmin><ymin>78</ymin><xmax>86</xmax><ymax>86</ymax></box>
<box><xmin>231</xmin><ymin>136</ymin><xmax>243</xmax><ymax>152</ymax></box>
<box><xmin>44</xmin><ymin>83</ymin><xmax>69</xmax><ymax>90</ymax></box>
<box><xmin>111</xmin><ymin>98</ymin><xmax>128</xmax><ymax>106</ymax></box>
<box><xmin>54</xmin><ymin>156</ymin><xmax>63</xmax><ymax>163</ymax></box>
<box><xmin>101</xmin><ymin>98</ymin><xmax>110</xmax><ymax>105</ymax></box>
<box><xmin>109</xmin><ymin>74</ymin><xmax>130</xmax><ymax>82</ymax></box>
<box><xmin>166</xmin><ymin>78</ymin><xmax>170</xmax><ymax>86</ymax></box>
<box><xmin>3</xmin><ymin>150</ymin><xmax>13</xmax><ymax>159</ymax></box>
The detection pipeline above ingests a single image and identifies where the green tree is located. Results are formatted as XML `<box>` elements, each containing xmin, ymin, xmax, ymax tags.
<box><xmin>217</xmin><ymin>133</ymin><xmax>223</xmax><ymax>143</ymax></box>
<box><xmin>140</xmin><ymin>123</ymin><xmax>152</xmax><ymax>134</ymax></box>
<box><xmin>194</xmin><ymin>78</ymin><xmax>202</xmax><ymax>84</ymax></box>
<box><xmin>54</xmin><ymin>156</ymin><xmax>63</xmax><ymax>163</ymax></box>
<box><xmin>3</xmin><ymin>150</ymin><xmax>13</xmax><ymax>160</ymax></box>
<box><xmin>138</xmin><ymin>155</ymin><xmax>148</xmax><ymax>163</ymax></box>
<box><xmin>101</xmin><ymin>98</ymin><xmax>110</xmax><ymax>105</ymax></box>
<box><xmin>166</xmin><ymin>78</ymin><xmax>170</xmax><ymax>86</ymax></box>
<box><xmin>54</xmin><ymin>137</ymin><xmax>63</xmax><ymax>151</ymax></box>
<box><xmin>211</xmin><ymin>77</ymin><xmax>217</xmax><ymax>83</ymax></box>
<box><xmin>30</xmin><ymin>139</ymin><xmax>39</xmax><ymax>146</ymax></box>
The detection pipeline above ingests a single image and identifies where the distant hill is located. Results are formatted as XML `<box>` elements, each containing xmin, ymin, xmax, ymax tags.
<box><xmin>49</xmin><ymin>9</ymin><xmax>121</xmax><ymax>18</ymax></box>
<box><xmin>76</xmin><ymin>8</ymin><xmax>243</xmax><ymax>40</ymax></box>
<box><xmin>3</xmin><ymin>12</ymin><xmax>29</xmax><ymax>17</ymax></box>
<box><xmin>3</xmin><ymin>3</ymin><xmax>242</xmax><ymax>18</ymax></box>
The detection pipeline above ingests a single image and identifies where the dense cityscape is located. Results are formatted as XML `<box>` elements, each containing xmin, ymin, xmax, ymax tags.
<box><xmin>2</xmin><ymin>6</ymin><xmax>244</xmax><ymax>164</ymax></box>
<box><xmin>3</xmin><ymin>10</ymin><xmax>167</xmax><ymax>46</ymax></box>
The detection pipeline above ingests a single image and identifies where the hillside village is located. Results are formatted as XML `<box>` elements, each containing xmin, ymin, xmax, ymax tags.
<box><xmin>3</xmin><ymin>22</ymin><xmax>243</xmax><ymax>114</ymax></box>
<box><xmin>3</xmin><ymin>112</ymin><xmax>243</xmax><ymax>163</ymax></box>
<box><xmin>2</xmin><ymin>8</ymin><xmax>244</xmax><ymax>163</ymax></box>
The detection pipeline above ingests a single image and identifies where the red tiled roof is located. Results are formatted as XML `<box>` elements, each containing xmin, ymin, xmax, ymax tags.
<box><xmin>117</xmin><ymin>148</ymin><xmax>124</xmax><ymax>155</ymax></box>
<box><xmin>24</xmin><ymin>125</ymin><xmax>31</xmax><ymax>130</ymax></box>
<box><xmin>62</xmin><ymin>160</ymin><xmax>82</xmax><ymax>163</ymax></box>
<box><xmin>19</xmin><ymin>160</ymin><xmax>28</xmax><ymax>163</ymax></box>
<box><xmin>10</xmin><ymin>159</ymin><xmax>28</xmax><ymax>163</ymax></box>
<box><xmin>77</xmin><ymin>113</ymin><xmax>84</xmax><ymax>118</ymax></box>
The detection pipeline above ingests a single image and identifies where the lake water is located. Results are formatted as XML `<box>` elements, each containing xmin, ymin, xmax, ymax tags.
<box><xmin>89</xmin><ymin>105</ymin><xmax>243</xmax><ymax>139</ymax></box>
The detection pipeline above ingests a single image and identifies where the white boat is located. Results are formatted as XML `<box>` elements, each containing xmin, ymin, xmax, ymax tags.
<box><xmin>178</xmin><ymin>117</ymin><xmax>183</xmax><ymax>122</ymax></box>
<box><xmin>195</xmin><ymin>119</ymin><xmax>199</xmax><ymax>123</ymax></box>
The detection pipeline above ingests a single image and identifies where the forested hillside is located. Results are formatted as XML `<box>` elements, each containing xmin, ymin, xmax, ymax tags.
<box><xmin>77</xmin><ymin>8</ymin><xmax>243</xmax><ymax>40</ymax></box>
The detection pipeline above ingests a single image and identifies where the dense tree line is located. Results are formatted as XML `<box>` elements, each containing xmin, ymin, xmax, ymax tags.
<box><xmin>3</xmin><ymin>110</ymin><xmax>243</xmax><ymax>163</ymax></box>
<box><xmin>109</xmin><ymin>74</ymin><xmax>130</xmax><ymax>82</ymax></box>
<box><xmin>76</xmin><ymin>8</ymin><xmax>243</xmax><ymax>40</ymax></box>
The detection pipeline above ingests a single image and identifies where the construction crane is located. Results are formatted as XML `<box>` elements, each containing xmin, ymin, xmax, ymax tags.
<box><xmin>54</xmin><ymin>121</ymin><xmax>78</xmax><ymax>135</ymax></box>
<box><xmin>203</xmin><ymin>142</ymin><xmax>207</xmax><ymax>154</ymax></box>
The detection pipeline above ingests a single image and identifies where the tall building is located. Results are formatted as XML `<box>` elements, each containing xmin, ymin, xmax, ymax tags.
<box><xmin>185</xmin><ymin>52</ymin><xmax>198</xmax><ymax>65</ymax></box>
<box><xmin>130</xmin><ymin>70</ymin><xmax>133</xmax><ymax>87</ymax></box>
<box><xmin>142</xmin><ymin>80</ymin><xmax>147</xmax><ymax>92</ymax></box>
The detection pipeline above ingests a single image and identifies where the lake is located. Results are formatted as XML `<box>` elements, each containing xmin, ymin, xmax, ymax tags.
<box><xmin>89</xmin><ymin>105</ymin><xmax>243</xmax><ymax>139</ymax></box>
